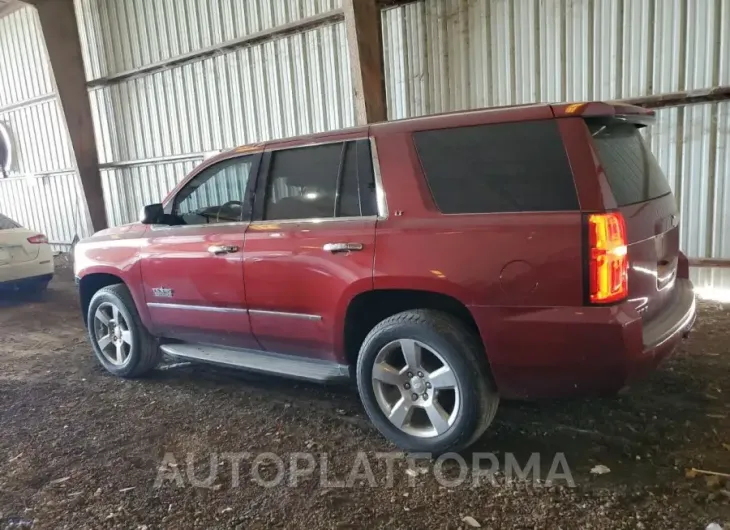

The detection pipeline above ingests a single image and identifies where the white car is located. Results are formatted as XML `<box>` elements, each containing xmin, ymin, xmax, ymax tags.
<box><xmin>0</xmin><ymin>213</ymin><xmax>54</xmax><ymax>294</ymax></box>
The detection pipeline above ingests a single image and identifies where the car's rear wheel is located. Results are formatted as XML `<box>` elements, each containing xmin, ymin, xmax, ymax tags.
<box><xmin>87</xmin><ymin>284</ymin><xmax>161</xmax><ymax>378</ymax></box>
<box><xmin>356</xmin><ymin>309</ymin><xmax>499</xmax><ymax>454</ymax></box>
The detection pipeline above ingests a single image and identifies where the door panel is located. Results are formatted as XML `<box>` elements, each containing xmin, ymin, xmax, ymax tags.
<box><xmin>141</xmin><ymin>224</ymin><xmax>259</xmax><ymax>348</ymax></box>
<box><xmin>243</xmin><ymin>219</ymin><xmax>375</xmax><ymax>359</ymax></box>
<box><xmin>242</xmin><ymin>140</ymin><xmax>378</xmax><ymax>360</ymax></box>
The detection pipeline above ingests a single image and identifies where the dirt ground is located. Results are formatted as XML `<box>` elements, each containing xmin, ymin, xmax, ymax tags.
<box><xmin>1</xmin><ymin>266</ymin><xmax>729</xmax><ymax>529</ymax></box>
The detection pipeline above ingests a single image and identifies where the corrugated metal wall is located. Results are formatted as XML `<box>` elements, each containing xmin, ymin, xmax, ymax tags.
<box><xmin>0</xmin><ymin>6</ymin><xmax>90</xmax><ymax>249</ymax></box>
<box><xmin>77</xmin><ymin>0</ymin><xmax>352</xmax><ymax>229</ymax></box>
<box><xmin>87</xmin><ymin>23</ymin><xmax>353</xmax><ymax>164</ymax></box>
<box><xmin>382</xmin><ymin>0</ymin><xmax>730</xmax><ymax>260</ymax></box>
<box><xmin>382</xmin><ymin>0</ymin><xmax>729</xmax><ymax>117</ymax></box>
<box><xmin>75</xmin><ymin>0</ymin><xmax>343</xmax><ymax>80</ymax></box>
<box><xmin>0</xmin><ymin>0</ymin><xmax>729</xmax><ymax>262</ymax></box>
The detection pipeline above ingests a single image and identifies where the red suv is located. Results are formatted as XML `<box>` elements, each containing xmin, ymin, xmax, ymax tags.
<box><xmin>75</xmin><ymin>101</ymin><xmax>696</xmax><ymax>453</ymax></box>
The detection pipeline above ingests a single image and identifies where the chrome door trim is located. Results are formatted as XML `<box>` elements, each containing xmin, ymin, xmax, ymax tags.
<box><xmin>147</xmin><ymin>302</ymin><xmax>248</xmax><ymax>314</ymax></box>
<box><xmin>369</xmin><ymin>137</ymin><xmax>388</xmax><ymax>220</ymax></box>
<box><xmin>248</xmin><ymin>309</ymin><xmax>322</xmax><ymax>321</ymax></box>
<box><xmin>148</xmin><ymin>221</ymin><xmax>249</xmax><ymax>232</ymax></box>
<box><xmin>248</xmin><ymin>215</ymin><xmax>376</xmax><ymax>227</ymax></box>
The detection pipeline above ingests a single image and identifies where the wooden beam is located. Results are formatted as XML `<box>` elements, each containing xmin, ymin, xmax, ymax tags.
<box><xmin>688</xmin><ymin>257</ymin><xmax>730</xmax><ymax>268</ymax></box>
<box><xmin>622</xmin><ymin>85</ymin><xmax>730</xmax><ymax>109</ymax></box>
<box><xmin>344</xmin><ymin>0</ymin><xmax>387</xmax><ymax>125</ymax></box>
<box><xmin>27</xmin><ymin>0</ymin><xmax>108</xmax><ymax>232</ymax></box>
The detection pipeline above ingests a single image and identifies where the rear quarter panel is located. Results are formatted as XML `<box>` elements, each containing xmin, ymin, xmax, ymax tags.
<box><xmin>75</xmin><ymin>223</ymin><xmax>150</xmax><ymax>327</ymax></box>
<box><xmin>372</xmin><ymin>130</ymin><xmax>584</xmax><ymax>307</ymax></box>
<box><xmin>372</xmin><ymin>128</ymin><xmax>586</xmax><ymax>389</ymax></box>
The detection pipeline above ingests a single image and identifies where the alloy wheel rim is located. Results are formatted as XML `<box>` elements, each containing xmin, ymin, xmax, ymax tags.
<box><xmin>371</xmin><ymin>339</ymin><xmax>460</xmax><ymax>438</ymax></box>
<box><xmin>93</xmin><ymin>302</ymin><xmax>133</xmax><ymax>366</ymax></box>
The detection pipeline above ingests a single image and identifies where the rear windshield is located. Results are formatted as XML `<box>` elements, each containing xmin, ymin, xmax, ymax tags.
<box><xmin>588</xmin><ymin>121</ymin><xmax>672</xmax><ymax>207</ymax></box>
<box><xmin>0</xmin><ymin>214</ymin><xmax>20</xmax><ymax>230</ymax></box>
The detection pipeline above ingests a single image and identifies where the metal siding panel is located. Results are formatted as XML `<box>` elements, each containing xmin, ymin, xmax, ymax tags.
<box><xmin>76</xmin><ymin>0</ymin><xmax>343</xmax><ymax>80</ymax></box>
<box><xmin>0</xmin><ymin>100</ymin><xmax>74</xmax><ymax>176</ymax></box>
<box><xmin>383</xmin><ymin>0</ymin><xmax>727</xmax><ymax>112</ymax></box>
<box><xmin>711</xmin><ymin>101</ymin><xmax>730</xmax><ymax>258</ymax></box>
<box><xmin>678</xmin><ymin>103</ymin><xmax>712</xmax><ymax>258</ymax></box>
<box><xmin>538</xmin><ymin>0</ymin><xmax>565</xmax><ymax>103</ymax></box>
<box><xmin>0</xmin><ymin>172</ymin><xmax>90</xmax><ymax>248</ymax></box>
<box><xmin>564</xmin><ymin>0</ymin><xmax>590</xmax><ymax>101</ymax></box>
<box><xmin>0</xmin><ymin>6</ymin><xmax>54</xmax><ymax>108</ymax></box>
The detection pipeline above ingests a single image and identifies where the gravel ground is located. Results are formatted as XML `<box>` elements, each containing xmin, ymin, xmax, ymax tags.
<box><xmin>1</xmin><ymin>266</ymin><xmax>729</xmax><ymax>529</ymax></box>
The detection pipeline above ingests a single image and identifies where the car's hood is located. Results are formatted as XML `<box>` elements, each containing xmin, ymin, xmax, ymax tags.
<box><xmin>82</xmin><ymin>222</ymin><xmax>147</xmax><ymax>243</ymax></box>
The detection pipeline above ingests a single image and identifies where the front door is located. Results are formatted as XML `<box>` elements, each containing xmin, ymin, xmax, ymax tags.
<box><xmin>243</xmin><ymin>139</ymin><xmax>378</xmax><ymax>361</ymax></box>
<box><xmin>140</xmin><ymin>153</ymin><xmax>261</xmax><ymax>349</ymax></box>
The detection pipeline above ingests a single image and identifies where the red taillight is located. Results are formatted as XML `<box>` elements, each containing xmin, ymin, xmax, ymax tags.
<box><xmin>27</xmin><ymin>234</ymin><xmax>48</xmax><ymax>244</ymax></box>
<box><xmin>587</xmin><ymin>212</ymin><xmax>628</xmax><ymax>304</ymax></box>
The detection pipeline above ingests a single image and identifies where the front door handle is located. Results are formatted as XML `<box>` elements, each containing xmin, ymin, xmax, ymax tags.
<box><xmin>208</xmin><ymin>244</ymin><xmax>239</xmax><ymax>255</ymax></box>
<box><xmin>323</xmin><ymin>242</ymin><xmax>364</xmax><ymax>253</ymax></box>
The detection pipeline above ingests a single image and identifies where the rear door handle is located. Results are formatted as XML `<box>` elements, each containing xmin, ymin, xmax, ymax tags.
<box><xmin>208</xmin><ymin>245</ymin><xmax>239</xmax><ymax>255</ymax></box>
<box><xmin>323</xmin><ymin>242</ymin><xmax>364</xmax><ymax>253</ymax></box>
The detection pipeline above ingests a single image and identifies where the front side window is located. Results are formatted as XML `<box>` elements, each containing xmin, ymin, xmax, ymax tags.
<box><xmin>174</xmin><ymin>156</ymin><xmax>254</xmax><ymax>225</ymax></box>
<box><xmin>263</xmin><ymin>140</ymin><xmax>377</xmax><ymax>221</ymax></box>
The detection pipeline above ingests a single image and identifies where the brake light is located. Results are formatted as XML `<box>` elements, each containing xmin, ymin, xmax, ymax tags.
<box><xmin>27</xmin><ymin>234</ymin><xmax>48</xmax><ymax>244</ymax></box>
<box><xmin>587</xmin><ymin>212</ymin><xmax>628</xmax><ymax>304</ymax></box>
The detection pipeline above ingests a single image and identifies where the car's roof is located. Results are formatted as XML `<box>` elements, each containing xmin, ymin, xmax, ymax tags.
<box><xmin>214</xmin><ymin>100</ymin><xmax>652</xmax><ymax>159</ymax></box>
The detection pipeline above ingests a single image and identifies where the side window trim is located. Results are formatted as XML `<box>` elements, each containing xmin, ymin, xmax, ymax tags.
<box><xmin>160</xmin><ymin>152</ymin><xmax>262</xmax><ymax>228</ymax></box>
<box><xmin>332</xmin><ymin>143</ymin><xmax>348</xmax><ymax>218</ymax></box>
<box><xmin>252</xmin><ymin>139</ymin><xmax>383</xmax><ymax>223</ymax></box>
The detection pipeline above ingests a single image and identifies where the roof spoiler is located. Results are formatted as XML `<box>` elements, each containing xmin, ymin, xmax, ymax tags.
<box><xmin>551</xmin><ymin>102</ymin><xmax>656</xmax><ymax>125</ymax></box>
<box><xmin>584</xmin><ymin>113</ymin><xmax>656</xmax><ymax>128</ymax></box>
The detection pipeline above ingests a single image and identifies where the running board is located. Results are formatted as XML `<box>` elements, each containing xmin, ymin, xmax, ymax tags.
<box><xmin>160</xmin><ymin>343</ymin><xmax>350</xmax><ymax>383</ymax></box>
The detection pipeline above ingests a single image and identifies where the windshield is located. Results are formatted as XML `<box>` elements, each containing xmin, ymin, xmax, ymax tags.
<box><xmin>587</xmin><ymin>121</ymin><xmax>672</xmax><ymax>207</ymax></box>
<box><xmin>0</xmin><ymin>213</ymin><xmax>20</xmax><ymax>230</ymax></box>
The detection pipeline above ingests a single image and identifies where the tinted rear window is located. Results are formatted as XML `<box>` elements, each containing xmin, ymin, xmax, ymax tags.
<box><xmin>413</xmin><ymin>120</ymin><xmax>579</xmax><ymax>214</ymax></box>
<box><xmin>588</xmin><ymin>121</ymin><xmax>672</xmax><ymax>207</ymax></box>
<box><xmin>0</xmin><ymin>214</ymin><xmax>20</xmax><ymax>229</ymax></box>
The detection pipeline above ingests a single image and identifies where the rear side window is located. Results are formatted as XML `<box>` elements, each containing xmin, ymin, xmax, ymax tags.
<box><xmin>0</xmin><ymin>213</ymin><xmax>20</xmax><ymax>229</ymax></box>
<box><xmin>413</xmin><ymin>120</ymin><xmax>579</xmax><ymax>214</ymax></box>
<box><xmin>264</xmin><ymin>140</ymin><xmax>377</xmax><ymax>221</ymax></box>
<box><xmin>587</xmin><ymin>121</ymin><xmax>672</xmax><ymax>206</ymax></box>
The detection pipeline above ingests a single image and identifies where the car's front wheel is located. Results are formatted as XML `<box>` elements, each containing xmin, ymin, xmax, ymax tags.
<box><xmin>356</xmin><ymin>309</ymin><xmax>499</xmax><ymax>454</ymax></box>
<box><xmin>87</xmin><ymin>284</ymin><xmax>161</xmax><ymax>378</ymax></box>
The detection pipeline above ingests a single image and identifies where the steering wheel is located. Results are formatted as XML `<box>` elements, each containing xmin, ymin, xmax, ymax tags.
<box><xmin>216</xmin><ymin>200</ymin><xmax>244</xmax><ymax>223</ymax></box>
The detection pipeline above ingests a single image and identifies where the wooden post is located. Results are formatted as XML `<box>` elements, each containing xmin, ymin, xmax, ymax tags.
<box><xmin>344</xmin><ymin>0</ymin><xmax>387</xmax><ymax>125</ymax></box>
<box><xmin>27</xmin><ymin>0</ymin><xmax>108</xmax><ymax>232</ymax></box>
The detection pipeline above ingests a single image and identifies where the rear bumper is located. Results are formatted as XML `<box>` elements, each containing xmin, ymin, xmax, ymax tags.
<box><xmin>0</xmin><ymin>250</ymin><xmax>55</xmax><ymax>284</ymax></box>
<box><xmin>0</xmin><ymin>272</ymin><xmax>54</xmax><ymax>291</ymax></box>
<box><xmin>470</xmin><ymin>278</ymin><xmax>696</xmax><ymax>399</ymax></box>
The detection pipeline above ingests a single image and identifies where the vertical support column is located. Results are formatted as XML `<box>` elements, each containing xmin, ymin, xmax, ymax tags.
<box><xmin>29</xmin><ymin>0</ymin><xmax>108</xmax><ymax>232</ymax></box>
<box><xmin>343</xmin><ymin>0</ymin><xmax>388</xmax><ymax>125</ymax></box>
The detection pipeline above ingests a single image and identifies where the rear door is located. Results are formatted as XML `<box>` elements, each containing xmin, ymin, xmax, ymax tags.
<box><xmin>586</xmin><ymin>119</ymin><xmax>679</xmax><ymax>321</ymax></box>
<box><xmin>243</xmin><ymin>139</ymin><xmax>378</xmax><ymax>361</ymax></box>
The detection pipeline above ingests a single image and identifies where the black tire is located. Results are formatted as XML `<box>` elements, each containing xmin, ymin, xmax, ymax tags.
<box><xmin>356</xmin><ymin>309</ymin><xmax>499</xmax><ymax>454</ymax></box>
<box><xmin>87</xmin><ymin>284</ymin><xmax>161</xmax><ymax>378</ymax></box>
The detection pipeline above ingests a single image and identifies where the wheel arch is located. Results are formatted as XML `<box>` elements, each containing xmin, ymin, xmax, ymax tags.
<box><xmin>78</xmin><ymin>272</ymin><xmax>126</xmax><ymax>325</ymax></box>
<box><xmin>341</xmin><ymin>288</ymin><xmax>485</xmax><ymax>368</ymax></box>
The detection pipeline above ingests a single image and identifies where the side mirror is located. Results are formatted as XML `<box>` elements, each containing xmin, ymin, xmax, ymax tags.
<box><xmin>140</xmin><ymin>203</ymin><xmax>164</xmax><ymax>224</ymax></box>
